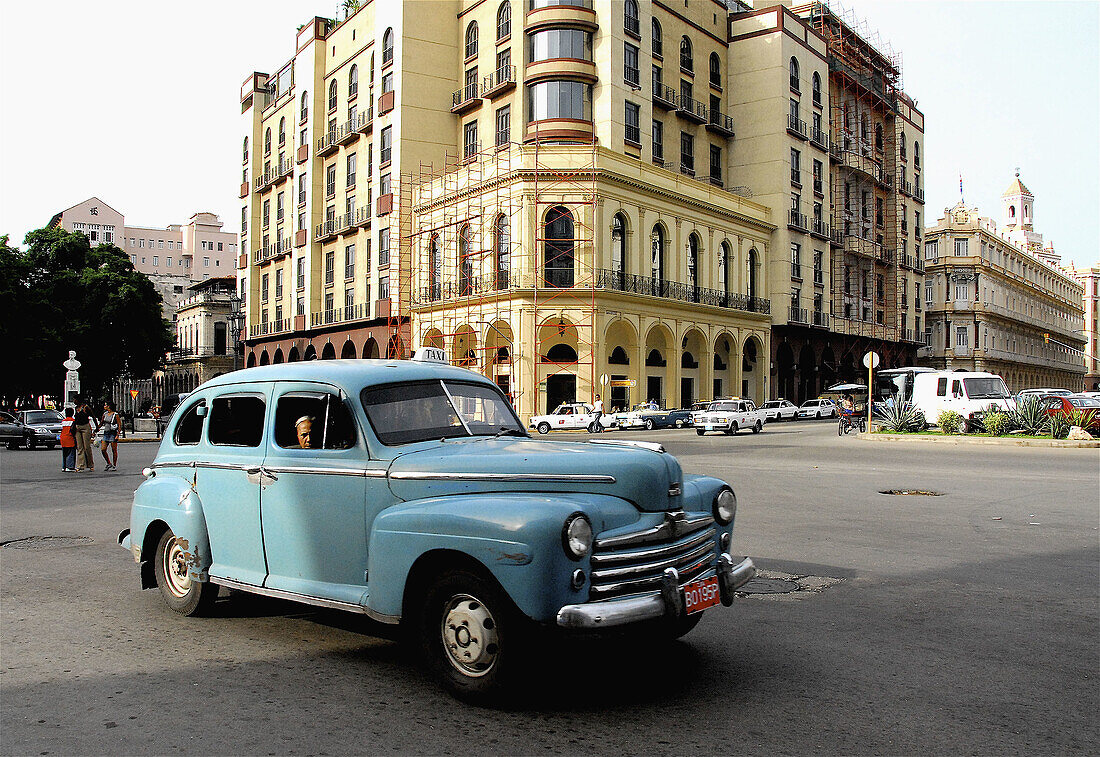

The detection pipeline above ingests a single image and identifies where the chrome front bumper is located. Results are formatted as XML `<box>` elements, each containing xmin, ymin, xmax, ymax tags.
<box><xmin>556</xmin><ymin>554</ymin><xmax>755</xmax><ymax>629</ymax></box>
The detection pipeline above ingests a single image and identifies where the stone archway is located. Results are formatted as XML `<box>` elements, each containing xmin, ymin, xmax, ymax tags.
<box><xmin>341</xmin><ymin>339</ymin><xmax>357</xmax><ymax>359</ymax></box>
<box><xmin>604</xmin><ymin>318</ymin><xmax>639</xmax><ymax>412</ymax></box>
<box><xmin>680</xmin><ymin>327</ymin><xmax>707</xmax><ymax>408</ymax></box>
<box><xmin>643</xmin><ymin>323</ymin><xmax>673</xmax><ymax>407</ymax></box>
<box><xmin>321</xmin><ymin>342</ymin><xmax>336</xmax><ymax>360</ymax></box>
<box><xmin>798</xmin><ymin>344</ymin><xmax>817</xmax><ymax>402</ymax></box>
<box><xmin>742</xmin><ymin>334</ymin><xmax>764</xmax><ymax>402</ymax></box>
<box><xmin>259</xmin><ymin>350</ymin><xmax>270</xmax><ymax>366</ymax></box>
<box><xmin>712</xmin><ymin>332</ymin><xmax>737</xmax><ymax>400</ymax></box>
<box><xmin>453</xmin><ymin>324</ymin><xmax>478</xmax><ymax>368</ymax></box>
<box><xmin>288</xmin><ymin>346</ymin><xmax>301</xmax><ymax>362</ymax></box>
<box><xmin>304</xmin><ymin>344</ymin><xmax>317</xmax><ymax>361</ymax></box>
<box><xmin>484</xmin><ymin>320</ymin><xmax>514</xmax><ymax>398</ymax></box>
<box><xmin>273</xmin><ymin>348</ymin><xmax>284</xmax><ymax>364</ymax></box>
<box><xmin>364</xmin><ymin>337</ymin><xmax>381</xmax><ymax>359</ymax></box>
<box><xmin>246</xmin><ymin>352</ymin><xmax>257</xmax><ymax>368</ymax></box>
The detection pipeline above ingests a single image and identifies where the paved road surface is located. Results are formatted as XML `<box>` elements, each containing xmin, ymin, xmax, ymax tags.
<box><xmin>2</xmin><ymin>422</ymin><xmax>1097</xmax><ymax>754</ymax></box>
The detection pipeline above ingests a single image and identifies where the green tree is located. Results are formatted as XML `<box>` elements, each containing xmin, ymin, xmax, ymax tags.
<box><xmin>0</xmin><ymin>227</ymin><xmax>173</xmax><ymax>400</ymax></box>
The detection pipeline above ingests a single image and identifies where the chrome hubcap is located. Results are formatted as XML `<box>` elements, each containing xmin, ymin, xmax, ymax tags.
<box><xmin>441</xmin><ymin>593</ymin><xmax>499</xmax><ymax>678</ymax></box>
<box><xmin>162</xmin><ymin>537</ymin><xmax>191</xmax><ymax>598</ymax></box>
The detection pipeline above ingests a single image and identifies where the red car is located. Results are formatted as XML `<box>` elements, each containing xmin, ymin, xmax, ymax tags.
<box><xmin>1041</xmin><ymin>395</ymin><xmax>1100</xmax><ymax>433</ymax></box>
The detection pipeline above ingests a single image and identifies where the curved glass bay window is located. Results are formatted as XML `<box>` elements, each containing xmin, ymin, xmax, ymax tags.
<box><xmin>544</xmin><ymin>206</ymin><xmax>575</xmax><ymax>288</ymax></box>
<box><xmin>529</xmin><ymin>28</ymin><xmax>592</xmax><ymax>62</ymax></box>
<box><xmin>529</xmin><ymin>80</ymin><xmax>592</xmax><ymax>122</ymax></box>
<box><xmin>530</xmin><ymin>0</ymin><xmax>592</xmax><ymax>9</ymax></box>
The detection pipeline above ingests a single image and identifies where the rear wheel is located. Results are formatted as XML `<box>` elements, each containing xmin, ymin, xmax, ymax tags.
<box><xmin>644</xmin><ymin>418</ymin><xmax>655</xmax><ymax>431</ymax></box>
<box><xmin>153</xmin><ymin>529</ymin><xmax>218</xmax><ymax>616</ymax></box>
<box><xmin>537</xmin><ymin>423</ymin><xmax>550</xmax><ymax>435</ymax></box>
<box><xmin>696</xmin><ymin>429</ymin><xmax>705</xmax><ymax>436</ymax></box>
<box><xmin>26</xmin><ymin>435</ymin><xmax>37</xmax><ymax>450</ymax></box>
<box><xmin>752</xmin><ymin>420</ymin><xmax>762</xmax><ymax>434</ymax></box>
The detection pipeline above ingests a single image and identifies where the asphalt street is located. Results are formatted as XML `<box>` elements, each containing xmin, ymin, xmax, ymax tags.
<box><xmin>1</xmin><ymin>420</ymin><xmax>1097</xmax><ymax>755</ymax></box>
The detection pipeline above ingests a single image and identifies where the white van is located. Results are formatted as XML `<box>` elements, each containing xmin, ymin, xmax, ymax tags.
<box><xmin>910</xmin><ymin>371</ymin><xmax>1015</xmax><ymax>431</ymax></box>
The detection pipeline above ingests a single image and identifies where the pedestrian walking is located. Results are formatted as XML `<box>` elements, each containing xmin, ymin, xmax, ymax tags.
<box><xmin>73</xmin><ymin>399</ymin><xmax>98</xmax><ymax>472</ymax></box>
<box><xmin>100</xmin><ymin>401</ymin><xmax>122</xmax><ymax>471</ymax></box>
<box><xmin>592</xmin><ymin>394</ymin><xmax>604</xmax><ymax>432</ymax></box>
<box><xmin>59</xmin><ymin>406</ymin><xmax>77</xmax><ymax>472</ymax></box>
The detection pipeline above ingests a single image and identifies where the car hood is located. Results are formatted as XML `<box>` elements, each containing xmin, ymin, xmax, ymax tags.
<box><xmin>386</xmin><ymin>437</ymin><xmax>683</xmax><ymax>512</ymax></box>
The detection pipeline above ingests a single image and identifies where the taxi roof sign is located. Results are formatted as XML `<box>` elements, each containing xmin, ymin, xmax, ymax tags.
<box><xmin>413</xmin><ymin>346</ymin><xmax>447</xmax><ymax>363</ymax></box>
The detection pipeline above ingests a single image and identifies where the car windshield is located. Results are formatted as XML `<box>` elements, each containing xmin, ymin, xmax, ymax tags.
<box><xmin>24</xmin><ymin>411</ymin><xmax>62</xmax><ymax>424</ymax></box>
<box><xmin>1069</xmin><ymin>397</ymin><xmax>1100</xmax><ymax>409</ymax></box>
<box><xmin>711</xmin><ymin>402</ymin><xmax>736</xmax><ymax>412</ymax></box>
<box><xmin>963</xmin><ymin>378</ymin><xmax>1011</xmax><ymax>399</ymax></box>
<box><xmin>361</xmin><ymin>380</ymin><xmax>525</xmax><ymax>445</ymax></box>
<box><xmin>764</xmin><ymin>401</ymin><xmax>780</xmax><ymax>408</ymax></box>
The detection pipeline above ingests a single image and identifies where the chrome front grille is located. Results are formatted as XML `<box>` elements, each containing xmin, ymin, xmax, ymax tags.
<box><xmin>589</xmin><ymin>513</ymin><xmax>717</xmax><ymax>601</ymax></box>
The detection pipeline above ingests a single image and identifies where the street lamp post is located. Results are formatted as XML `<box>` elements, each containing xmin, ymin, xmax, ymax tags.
<box><xmin>227</xmin><ymin>296</ymin><xmax>245</xmax><ymax>372</ymax></box>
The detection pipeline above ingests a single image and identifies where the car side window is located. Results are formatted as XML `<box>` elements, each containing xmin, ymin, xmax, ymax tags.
<box><xmin>936</xmin><ymin>378</ymin><xmax>947</xmax><ymax>396</ymax></box>
<box><xmin>208</xmin><ymin>395</ymin><xmax>266</xmax><ymax>447</ymax></box>
<box><xmin>174</xmin><ymin>400</ymin><xmax>207</xmax><ymax>445</ymax></box>
<box><xmin>274</xmin><ymin>392</ymin><xmax>356</xmax><ymax>450</ymax></box>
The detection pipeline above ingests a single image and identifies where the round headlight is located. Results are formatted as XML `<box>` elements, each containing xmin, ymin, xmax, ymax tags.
<box><xmin>562</xmin><ymin>513</ymin><xmax>593</xmax><ymax>561</ymax></box>
<box><xmin>713</xmin><ymin>488</ymin><xmax>737</xmax><ymax>525</ymax></box>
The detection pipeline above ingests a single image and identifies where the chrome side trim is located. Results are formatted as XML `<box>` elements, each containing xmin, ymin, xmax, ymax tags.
<box><xmin>586</xmin><ymin>439</ymin><xmax>666</xmax><ymax>454</ymax></box>
<box><xmin>388</xmin><ymin>471</ymin><xmax>616</xmax><ymax>484</ymax></box>
<box><xmin>208</xmin><ymin>575</ymin><xmax>401</xmax><ymax>625</ymax></box>
<box><xmin>263</xmin><ymin>465</ymin><xmax>388</xmax><ymax>478</ymax></box>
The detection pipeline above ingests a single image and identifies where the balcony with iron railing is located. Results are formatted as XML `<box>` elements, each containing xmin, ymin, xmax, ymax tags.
<box><xmin>653</xmin><ymin>83</ymin><xmax>677</xmax><ymax>110</ymax></box>
<box><xmin>812</xmin><ymin>309</ymin><xmax>830</xmax><ymax>328</ymax></box>
<box><xmin>255</xmin><ymin>237</ymin><xmax>293</xmax><ymax>264</ymax></box>
<box><xmin>316</xmin><ymin>128</ymin><xmax>339</xmax><ymax>156</ymax></box>
<box><xmin>310</xmin><ymin>303</ymin><xmax>369</xmax><ymax>327</ymax></box>
<box><xmin>810</xmin><ymin>217</ymin><xmax>831</xmax><ymax>240</ymax></box>
<box><xmin>705</xmin><ymin>109</ymin><xmax>734</xmax><ymax>137</ymax></box>
<box><xmin>596</xmin><ymin>269</ymin><xmax>770</xmax><ymax>314</ymax></box>
<box><xmin>452</xmin><ymin>82</ymin><xmax>480</xmax><ymax>113</ymax></box>
<box><xmin>481</xmin><ymin>65</ymin><xmax>516</xmax><ymax>98</ymax></box>
<box><xmin>336</xmin><ymin>118</ymin><xmax>359</xmax><ymax>146</ymax></box>
<box><xmin>810</xmin><ymin>125</ymin><xmax>830</xmax><ymax>151</ymax></box>
<box><xmin>248</xmin><ymin>318</ymin><xmax>292</xmax><ymax>338</ymax></box>
<box><xmin>786</xmin><ymin>114</ymin><xmax>808</xmax><ymax>140</ymax></box>
<box><xmin>914</xmin><ymin>186</ymin><xmax>925</xmax><ymax>203</ymax></box>
<box><xmin>788</xmin><ymin>209</ymin><xmax>808</xmax><ymax>231</ymax></box>
<box><xmin>356</xmin><ymin>106</ymin><xmax>374</xmax><ymax>133</ymax></box>
<box><xmin>788</xmin><ymin>306</ymin><xmax>809</xmax><ymax>324</ymax></box>
<box><xmin>677</xmin><ymin>94</ymin><xmax>708</xmax><ymax>124</ymax></box>
<box><xmin>897</xmin><ymin>175</ymin><xmax>913</xmax><ymax>197</ymax></box>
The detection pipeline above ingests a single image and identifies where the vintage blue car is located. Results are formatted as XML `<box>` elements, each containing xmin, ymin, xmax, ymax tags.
<box><xmin>119</xmin><ymin>351</ymin><xmax>755</xmax><ymax>700</ymax></box>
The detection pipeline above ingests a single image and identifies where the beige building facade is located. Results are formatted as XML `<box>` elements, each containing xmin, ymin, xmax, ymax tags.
<box><xmin>1067</xmin><ymin>263</ymin><xmax>1099</xmax><ymax>391</ymax></box>
<box><xmin>921</xmin><ymin>191</ymin><xmax>1085</xmax><ymax>392</ymax></box>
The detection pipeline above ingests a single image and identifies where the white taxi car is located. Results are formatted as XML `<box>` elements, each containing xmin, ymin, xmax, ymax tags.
<box><xmin>529</xmin><ymin>403</ymin><xmax>602</xmax><ymax>434</ymax></box>
<box><xmin>695</xmin><ymin>399</ymin><xmax>767</xmax><ymax>436</ymax></box>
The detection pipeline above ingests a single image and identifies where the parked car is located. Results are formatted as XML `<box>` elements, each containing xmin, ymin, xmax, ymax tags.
<box><xmin>909</xmin><ymin>371</ymin><xmax>1015</xmax><ymax>432</ymax></box>
<box><xmin>762</xmin><ymin>400</ymin><xmax>798</xmax><ymax>422</ymax></box>
<box><xmin>797</xmin><ymin>398</ymin><xmax>838</xmax><ymax>419</ymax></box>
<box><xmin>1040</xmin><ymin>394</ymin><xmax>1100</xmax><ymax>433</ymax></box>
<box><xmin>695</xmin><ymin>399</ymin><xmax>767</xmax><ymax>436</ymax></box>
<box><xmin>16</xmin><ymin>409</ymin><xmax>64</xmax><ymax>449</ymax></box>
<box><xmin>118</xmin><ymin>353</ymin><xmax>757</xmax><ymax>700</ymax></box>
<box><xmin>617</xmin><ymin>405</ymin><xmax>694</xmax><ymax>430</ymax></box>
<box><xmin>528</xmin><ymin>402</ymin><xmax>602</xmax><ymax>433</ymax></box>
<box><xmin>0</xmin><ymin>411</ymin><xmax>33</xmax><ymax>450</ymax></box>
<box><xmin>1018</xmin><ymin>387</ymin><xmax>1073</xmax><ymax>404</ymax></box>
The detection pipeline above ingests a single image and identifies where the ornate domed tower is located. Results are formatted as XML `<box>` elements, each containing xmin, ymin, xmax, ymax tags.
<box><xmin>1001</xmin><ymin>170</ymin><xmax>1044</xmax><ymax>255</ymax></box>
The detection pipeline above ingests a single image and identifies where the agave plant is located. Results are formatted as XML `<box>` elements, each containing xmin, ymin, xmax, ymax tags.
<box><xmin>879</xmin><ymin>402</ymin><xmax>925</xmax><ymax>432</ymax></box>
<box><xmin>1049</xmin><ymin>411</ymin><xmax>1070</xmax><ymax>439</ymax></box>
<box><xmin>1013</xmin><ymin>398</ymin><xmax>1050</xmax><ymax>436</ymax></box>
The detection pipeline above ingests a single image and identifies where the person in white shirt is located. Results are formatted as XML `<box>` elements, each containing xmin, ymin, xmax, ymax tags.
<box><xmin>592</xmin><ymin>394</ymin><xmax>604</xmax><ymax>432</ymax></box>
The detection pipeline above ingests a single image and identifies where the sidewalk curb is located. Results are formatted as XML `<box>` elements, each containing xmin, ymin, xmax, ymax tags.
<box><xmin>857</xmin><ymin>432</ymin><xmax>1100</xmax><ymax>448</ymax></box>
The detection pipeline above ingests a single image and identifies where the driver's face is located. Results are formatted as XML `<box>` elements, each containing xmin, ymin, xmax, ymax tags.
<box><xmin>296</xmin><ymin>420</ymin><xmax>313</xmax><ymax>448</ymax></box>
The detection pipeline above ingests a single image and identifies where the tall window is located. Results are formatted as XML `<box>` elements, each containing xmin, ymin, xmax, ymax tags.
<box><xmin>496</xmin><ymin>105</ymin><xmax>510</xmax><ymax>146</ymax></box>
<box><xmin>428</xmin><ymin>234</ymin><xmax>442</xmax><ymax>300</ymax></box>
<box><xmin>300</xmin><ymin>91</ymin><xmax>308</xmax><ymax>121</ymax></box>
<box><xmin>789</xmin><ymin>56</ymin><xmax>800</xmax><ymax>91</ymax></box>
<box><xmin>459</xmin><ymin>225</ymin><xmax>474</xmax><ymax>295</ymax></box>
<box><xmin>464</xmin><ymin>21</ymin><xmax>478</xmax><ymax>59</ymax></box>
<box><xmin>680</xmin><ymin>36</ymin><xmax>692</xmax><ymax>72</ymax></box>
<box><xmin>264</xmin><ymin>128</ymin><xmax>271</xmax><ymax>155</ymax></box>
<box><xmin>680</xmin><ymin>131</ymin><xmax>694</xmax><ymax>174</ymax></box>
<box><xmin>328</xmin><ymin>79</ymin><xmax>338</xmax><ymax>110</ymax></box>
<box><xmin>544</xmin><ymin>206</ymin><xmax>574</xmax><ymax>288</ymax></box>
<box><xmin>719</xmin><ymin>241</ymin><xmax>732</xmax><ymax>295</ymax></box>
<box><xmin>349</xmin><ymin>64</ymin><xmax>358</xmax><ymax>97</ymax></box>
<box><xmin>345</xmin><ymin>244</ymin><xmax>355</xmax><ymax>279</ymax></box>
<box><xmin>709</xmin><ymin>53</ymin><xmax>721</xmax><ymax>88</ymax></box>
<box><xmin>652</xmin><ymin>119</ymin><xmax>663</xmax><ymax>161</ymax></box>
<box><xmin>747</xmin><ymin>248</ymin><xmax>758</xmax><ymax>301</ymax></box>
<box><xmin>298</xmin><ymin>173</ymin><xmax>307</xmax><ymax>205</ymax></box>
<box><xmin>463</xmin><ymin>121</ymin><xmax>478</xmax><ymax>160</ymax></box>
<box><xmin>710</xmin><ymin>144</ymin><xmax>722</xmax><ymax>183</ymax></box>
<box><xmin>688</xmin><ymin>234</ymin><xmax>700</xmax><ymax>294</ymax></box>
<box><xmin>611</xmin><ymin>213</ymin><xmax>626</xmax><ymax>283</ymax></box>
<box><xmin>495</xmin><ymin>215</ymin><xmax>510</xmax><ymax>289</ymax></box>
<box><xmin>625</xmin><ymin>101</ymin><xmax>640</xmax><ymax>145</ymax></box>
<box><xmin>379</xmin><ymin>227</ymin><xmax>391</xmax><ymax>266</ymax></box>
<box><xmin>624</xmin><ymin>0</ymin><xmax>639</xmax><ymax>35</ymax></box>
<box><xmin>380</xmin><ymin>126</ymin><xmax>392</xmax><ymax>164</ymax></box>
<box><xmin>382</xmin><ymin>28</ymin><xmax>394</xmax><ymax>65</ymax></box>
<box><xmin>497</xmin><ymin>2</ymin><xmax>511</xmax><ymax>40</ymax></box>
<box><xmin>243</xmin><ymin>136</ymin><xmax>249</xmax><ymax>162</ymax></box>
<box><xmin>651</xmin><ymin>18</ymin><xmax>662</xmax><ymax>57</ymax></box>
<box><xmin>624</xmin><ymin>42</ymin><xmax>639</xmax><ymax>86</ymax></box>
<box><xmin>651</xmin><ymin>225</ymin><xmax>665</xmax><ymax>286</ymax></box>
<box><xmin>812</xmin><ymin>72</ymin><xmax>821</xmax><ymax>105</ymax></box>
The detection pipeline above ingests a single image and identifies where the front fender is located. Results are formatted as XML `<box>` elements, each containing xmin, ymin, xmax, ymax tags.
<box><xmin>367</xmin><ymin>493</ymin><xmax>641</xmax><ymax>623</ymax></box>
<box><xmin>130</xmin><ymin>472</ymin><xmax>211</xmax><ymax>583</ymax></box>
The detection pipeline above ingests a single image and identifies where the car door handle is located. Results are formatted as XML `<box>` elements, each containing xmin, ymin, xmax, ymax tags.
<box><xmin>246</xmin><ymin>467</ymin><xmax>279</xmax><ymax>485</ymax></box>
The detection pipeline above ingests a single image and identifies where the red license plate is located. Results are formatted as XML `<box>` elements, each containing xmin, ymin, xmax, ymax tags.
<box><xmin>682</xmin><ymin>576</ymin><xmax>721</xmax><ymax>615</ymax></box>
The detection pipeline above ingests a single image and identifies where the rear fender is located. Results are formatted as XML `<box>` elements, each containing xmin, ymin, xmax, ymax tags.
<box><xmin>367</xmin><ymin>493</ymin><xmax>639</xmax><ymax>623</ymax></box>
<box><xmin>131</xmin><ymin>472</ymin><xmax>212</xmax><ymax>585</ymax></box>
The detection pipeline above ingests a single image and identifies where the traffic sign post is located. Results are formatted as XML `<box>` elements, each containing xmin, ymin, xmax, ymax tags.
<box><xmin>862</xmin><ymin>351</ymin><xmax>880</xmax><ymax>432</ymax></box>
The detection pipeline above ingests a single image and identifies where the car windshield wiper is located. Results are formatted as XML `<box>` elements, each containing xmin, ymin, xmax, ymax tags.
<box><xmin>493</xmin><ymin>427</ymin><xmax>527</xmax><ymax>437</ymax></box>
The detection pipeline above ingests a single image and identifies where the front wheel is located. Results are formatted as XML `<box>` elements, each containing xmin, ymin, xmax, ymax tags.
<box><xmin>26</xmin><ymin>435</ymin><xmax>37</xmax><ymax>450</ymax></box>
<box><xmin>536</xmin><ymin>423</ymin><xmax>550</xmax><ymax>435</ymax></box>
<box><xmin>153</xmin><ymin>529</ymin><xmax>218</xmax><ymax>616</ymax></box>
<box><xmin>752</xmin><ymin>420</ymin><xmax>762</xmax><ymax>434</ymax></box>
<box><xmin>696</xmin><ymin>429</ymin><xmax>705</xmax><ymax>436</ymax></box>
<box><xmin>675</xmin><ymin>419</ymin><xmax>684</xmax><ymax>428</ymax></box>
<box><xmin>421</xmin><ymin>569</ymin><xmax>520</xmax><ymax>702</ymax></box>
<box><xmin>644</xmin><ymin>419</ymin><xmax>655</xmax><ymax>431</ymax></box>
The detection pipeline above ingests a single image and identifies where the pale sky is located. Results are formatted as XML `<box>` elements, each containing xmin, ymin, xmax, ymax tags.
<box><xmin>1</xmin><ymin>1</ymin><xmax>1097</xmax><ymax>267</ymax></box>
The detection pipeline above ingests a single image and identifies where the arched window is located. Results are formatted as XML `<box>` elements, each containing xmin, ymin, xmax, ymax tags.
<box><xmin>611</xmin><ymin>213</ymin><xmax>627</xmax><ymax>284</ymax></box>
<box><xmin>650</xmin><ymin>224</ymin><xmax>665</xmax><ymax>290</ymax></box>
<box><xmin>747</xmin><ymin>248</ymin><xmax>758</xmax><ymax>304</ymax></box>
<box><xmin>679</xmin><ymin>36</ymin><xmax>693</xmax><ymax>72</ymax></box>
<box><xmin>300</xmin><ymin>91</ymin><xmax>308</xmax><ymax>121</ymax></box>
<box><xmin>495</xmin><ymin>214</ymin><xmax>510</xmax><ymax>289</ymax></box>
<box><xmin>789</xmin><ymin>56</ymin><xmax>800</xmax><ymax>91</ymax></box>
<box><xmin>382</xmin><ymin>28</ymin><xmax>394</xmax><ymax>65</ymax></box>
<box><xmin>609</xmin><ymin>346</ymin><xmax>630</xmax><ymax>365</ymax></box>
<box><xmin>719</xmin><ymin>241</ymin><xmax>732</xmax><ymax>296</ymax></box>
<box><xmin>278</xmin><ymin>117</ymin><xmax>286</xmax><ymax>146</ymax></box>
<box><xmin>812</xmin><ymin>71</ymin><xmax>821</xmax><ymax>105</ymax></box>
<box><xmin>624</xmin><ymin>0</ymin><xmax>639</xmax><ymax>34</ymax></box>
<box><xmin>428</xmin><ymin>234</ymin><xmax>442</xmax><ymax>300</ymax></box>
<box><xmin>651</xmin><ymin>18</ymin><xmax>662</xmax><ymax>57</ymax></box>
<box><xmin>709</xmin><ymin>53</ymin><xmax>721</xmax><ymax>88</ymax></box>
<box><xmin>497</xmin><ymin>1</ymin><xmax>511</xmax><ymax>40</ymax></box>
<box><xmin>328</xmin><ymin>79</ymin><xmax>338</xmax><ymax>110</ymax></box>
<box><xmin>544</xmin><ymin>206</ymin><xmax>574</xmax><ymax>288</ymax></box>
<box><xmin>349</xmin><ymin>64</ymin><xmax>358</xmax><ymax>97</ymax></box>
<box><xmin>459</xmin><ymin>224</ymin><xmax>474</xmax><ymax>295</ymax></box>
<box><xmin>242</xmin><ymin>136</ymin><xmax>249</xmax><ymax>162</ymax></box>
<box><xmin>688</xmin><ymin>234</ymin><xmax>700</xmax><ymax>299</ymax></box>
<box><xmin>465</xmin><ymin>21</ymin><xmax>478</xmax><ymax>60</ymax></box>
<box><xmin>545</xmin><ymin>343</ymin><xmax>578</xmax><ymax>363</ymax></box>
<box><xmin>264</xmin><ymin>127</ymin><xmax>271</xmax><ymax>155</ymax></box>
